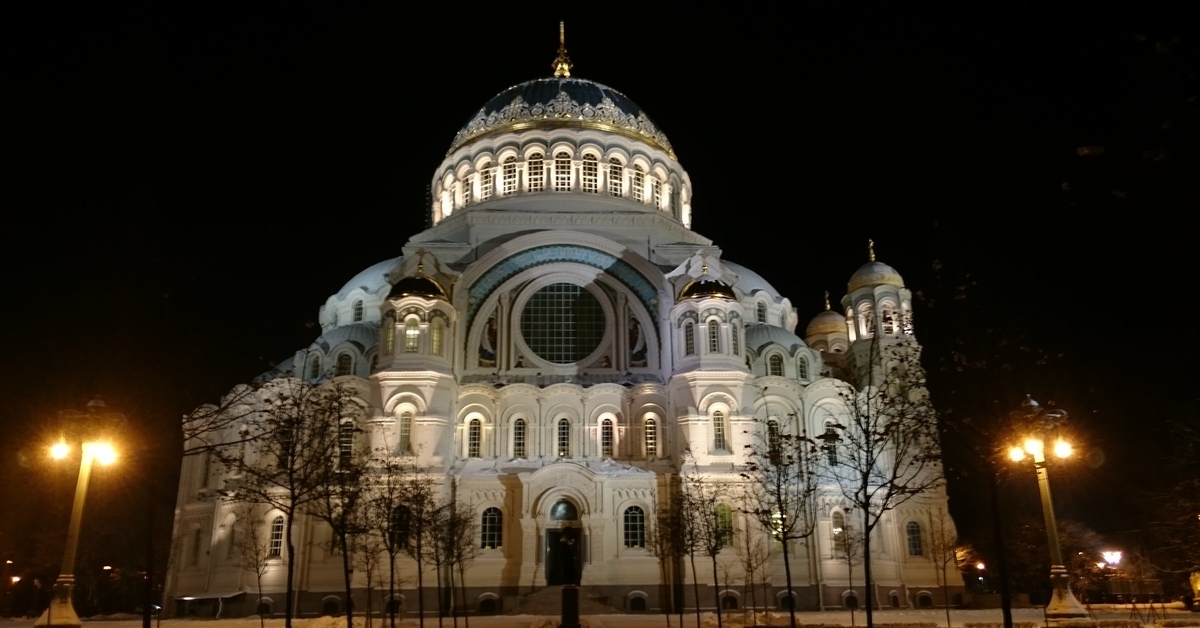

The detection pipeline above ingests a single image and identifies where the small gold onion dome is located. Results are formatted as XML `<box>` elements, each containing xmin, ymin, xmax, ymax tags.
<box><xmin>806</xmin><ymin>309</ymin><xmax>846</xmax><ymax>337</ymax></box>
<box><xmin>678</xmin><ymin>278</ymin><xmax>736</xmax><ymax>301</ymax></box>
<box><xmin>388</xmin><ymin>273</ymin><xmax>447</xmax><ymax>301</ymax></box>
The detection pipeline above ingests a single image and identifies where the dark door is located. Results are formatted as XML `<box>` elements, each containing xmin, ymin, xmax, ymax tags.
<box><xmin>545</xmin><ymin>528</ymin><xmax>582</xmax><ymax>585</ymax></box>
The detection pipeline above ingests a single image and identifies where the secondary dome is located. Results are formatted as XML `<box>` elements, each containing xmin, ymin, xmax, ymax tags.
<box><xmin>848</xmin><ymin>261</ymin><xmax>905</xmax><ymax>292</ymax></box>
<box><xmin>806</xmin><ymin>309</ymin><xmax>845</xmax><ymax>337</ymax></box>
<box><xmin>678</xmin><ymin>278</ymin><xmax>735</xmax><ymax>301</ymax></box>
<box><xmin>448</xmin><ymin>77</ymin><xmax>675</xmax><ymax>158</ymax></box>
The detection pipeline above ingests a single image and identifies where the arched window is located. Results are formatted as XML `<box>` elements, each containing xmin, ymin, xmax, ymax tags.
<box><xmin>336</xmin><ymin>353</ymin><xmax>353</xmax><ymax>376</ymax></box>
<box><xmin>906</xmin><ymin>521</ymin><xmax>924</xmax><ymax>556</ymax></box>
<box><xmin>623</xmin><ymin>506</ymin><xmax>646</xmax><ymax>548</ymax></box>
<box><xmin>716</xmin><ymin>503</ymin><xmax>734</xmax><ymax>547</ymax></box>
<box><xmin>731</xmin><ymin>325</ymin><xmax>740</xmax><ymax>356</ymax></box>
<box><xmin>502</xmin><ymin>156</ymin><xmax>517</xmax><ymax>195</ymax></box>
<box><xmin>338</xmin><ymin>422</ymin><xmax>354</xmax><ymax>467</ymax></box>
<box><xmin>767</xmin><ymin>418</ymin><xmax>781</xmax><ymax>455</ymax></box>
<box><xmin>644</xmin><ymin>417</ymin><xmax>657</xmax><ymax>457</ymax></box>
<box><xmin>269</xmin><ymin>516</ymin><xmax>285</xmax><ymax>557</ymax></box>
<box><xmin>527</xmin><ymin>152</ymin><xmax>544</xmax><ymax>192</ymax></box>
<box><xmin>308</xmin><ymin>355</ymin><xmax>321</xmax><ymax>380</ymax></box>
<box><xmin>353</xmin><ymin>300</ymin><xmax>364</xmax><ymax>322</ymax></box>
<box><xmin>708</xmin><ymin>320</ymin><xmax>721</xmax><ymax>353</ymax></box>
<box><xmin>513</xmin><ymin>418</ymin><xmax>526</xmax><ymax>458</ymax></box>
<box><xmin>389</xmin><ymin>507</ymin><xmax>410</xmax><ymax>547</ymax></box>
<box><xmin>798</xmin><ymin>357</ymin><xmax>809</xmax><ymax>380</ymax></box>
<box><xmin>581</xmin><ymin>154</ymin><xmax>598</xmax><ymax>193</ymax></box>
<box><xmin>608</xmin><ymin>158</ymin><xmax>624</xmax><ymax>196</ymax></box>
<box><xmin>460</xmin><ymin>177</ymin><xmax>471</xmax><ymax>207</ymax></box>
<box><xmin>431</xmin><ymin>318</ymin><xmax>444</xmax><ymax>356</ymax></box>
<box><xmin>404</xmin><ymin>318</ymin><xmax>419</xmax><ymax>352</ymax></box>
<box><xmin>554</xmin><ymin>151</ymin><xmax>572</xmax><ymax>191</ymax></box>
<box><xmin>382</xmin><ymin>313</ymin><xmax>395</xmax><ymax>354</ymax></box>
<box><xmin>860</xmin><ymin>304</ymin><xmax>875</xmax><ymax>337</ymax></box>
<box><xmin>713</xmin><ymin>410</ymin><xmax>728</xmax><ymax>451</ymax></box>
<box><xmin>481</xmin><ymin>508</ymin><xmax>503</xmax><ymax>549</ymax></box>
<box><xmin>479</xmin><ymin>162</ymin><xmax>493</xmax><ymax>201</ymax></box>
<box><xmin>768</xmin><ymin>354</ymin><xmax>784</xmax><ymax>377</ymax></box>
<box><xmin>601</xmin><ymin>419</ymin><xmax>614</xmax><ymax>457</ymax></box>
<box><xmin>468</xmin><ymin>419</ymin><xmax>481</xmax><ymax>458</ymax></box>
<box><xmin>824</xmin><ymin>422</ymin><xmax>839</xmax><ymax>465</ymax></box>
<box><xmin>631</xmin><ymin>164</ymin><xmax>646</xmax><ymax>202</ymax></box>
<box><xmin>397</xmin><ymin>411</ymin><xmax>412</xmax><ymax>454</ymax></box>
<box><xmin>557</xmin><ymin>418</ymin><xmax>570</xmax><ymax>457</ymax></box>
<box><xmin>652</xmin><ymin>177</ymin><xmax>662</xmax><ymax>208</ymax></box>
<box><xmin>757</xmin><ymin>302</ymin><xmax>767</xmax><ymax>323</ymax></box>
<box><xmin>684</xmin><ymin>323</ymin><xmax>696</xmax><ymax>356</ymax></box>
<box><xmin>831</xmin><ymin>511</ymin><xmax>846</xmax><ymax>553</ymax></box>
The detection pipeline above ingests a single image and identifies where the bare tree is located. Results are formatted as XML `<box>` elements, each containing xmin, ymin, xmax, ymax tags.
<box><xmin>735</xmin><ymin>518</ymin><xmax>772</xmax><ymax>627</ymax></box>
<box><xmin>833</xmin><ymin>509</ymin><xmax>865</xmax><ymax>627</ymax></box>
<box><xmin>649</xmin><ymin>486</ymin><xmax>687</xmax><ymax>628</ymax></box>
<box><xmin>203</xmin><ymin>377</ymin><xmax>365</xmax><ymax>628</ymax></box>
<box><xmin>929</xmin><ymin>507</ymin><xmax>959</xmax><ymax>628</ymax></box>
<box><xmin>740</xmin><ymin>415</ymin><xmax>821</xmax><ymax>628</ymax></box>
<box><xmin>681</xmin><ymin>464</ymin><xmax>732</xmax><ymax>628</ymax></box>
<box><xmin>351</xmin><ymin>531</ymin><xmax>385</xmax><ymax>628</ymax></box>
<box><xmin>232</xmin><ymin>504</ymin><xmax>272</xmax><ymax>628</ymax></box>
<box><xmin>364</xmin><ymin>450</ymin><xmax>437</xmax><ymax>628</ymax></box>
<box><xmin>818</xmin><ymin>337</ymin><xmax>944</xmax><ymax>627</ymax></box>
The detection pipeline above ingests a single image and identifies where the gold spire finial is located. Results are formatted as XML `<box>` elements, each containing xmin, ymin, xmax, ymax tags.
<box><xmin>552</xmin><ymin>21</ymin><xmax>572</xmax><ymax>78</ymax></box>
<box><xmin>867</xmin><ymin>239</ymin><xmax>876</xmax><ymax>262</ymax></box>
<box><xmin>823</xmin><ymin>290</ymin><xmax>831</xmax><ymax>311</ymax></box>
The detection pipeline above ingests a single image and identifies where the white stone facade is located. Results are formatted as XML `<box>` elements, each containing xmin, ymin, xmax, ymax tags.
<box><xmin>164</xmin><ymin>68</ymin><xmax>963</xmax><ymax>619</ymax></box>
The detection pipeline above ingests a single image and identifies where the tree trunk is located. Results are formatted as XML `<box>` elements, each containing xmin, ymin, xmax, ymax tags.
<box><xmin>862</xmin><ymin>507</ymin><xmax>873</xmax><ymax>628</ymax></box>
<box><xmin>710</xmin><ymin>554</ymin><xmax>723</xmax><ymax>628</ymax></box>
<box><xmin>285</xmin><ymin>510</ymin><xmax>296</xmax><ymax>628</ymax></box>
<box><xmin>688</xmin><ymin>553</ymin><xmax>701</xmax><ymax>628</ymax></box>
<box><xmin>416</xmin><ymin>537</ymin><xmax>425</xmax><ymax>628</ymax></box>
<box><xmin>340</xmin><ymin>531</ymin><xmax>354</xmax><ymax>628</ymax></box>
<box><xmin>780</xmin><ymin>538</ymin><xmax>797</xmax><ymax>628</ymax></box>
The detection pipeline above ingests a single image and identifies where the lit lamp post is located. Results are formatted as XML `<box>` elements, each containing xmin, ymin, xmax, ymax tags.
<box><xmin>34</xmin><ymin>440</ymin><xmax>116</xmax><ymax>628</ymax></box>
<box><xmin>1007</xmin><ymin>396</ymin><xmax>1087</xmax><ymax>621</ymax></box>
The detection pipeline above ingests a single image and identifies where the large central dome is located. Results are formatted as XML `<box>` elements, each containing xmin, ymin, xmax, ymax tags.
<box><xmin>448</xmin><ymin>77</ymin><xmax>675</xmax><ymax>159</ymax></box>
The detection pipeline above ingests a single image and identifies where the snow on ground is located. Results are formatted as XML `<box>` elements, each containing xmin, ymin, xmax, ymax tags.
<box><xmin>1</xmin><ymin>606</ymin><xmax>1194</xmax><ymax>628</ymax></box>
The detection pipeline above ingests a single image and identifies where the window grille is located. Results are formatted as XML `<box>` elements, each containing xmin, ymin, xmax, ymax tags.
<box><xmin>383</xmin><ymin>313</ymin><xmax>395</xmax><ymax>354</ymax></box>
<box><xmin>479</xmin><ymin>163</ymin><xmax>493</xmax><ymax>201</ymax></box>
<box><xmin>767</xmin><ymin>419</ymin><xmax>781</xmax><ymax>454</ymax></box>
<box><xmin>404</xmin><ymin>318</ymin><xmax>419</xmax><ymax>352</ymax></box>
<box><xmin>731</xmin><ymin>326</ymin><xmax>740</xmax><ymax>356</ymax></box>
<box><xmin>581</xmin><ymin>155</ymin><xmax>598</xmax><ymax>193</ymax></box>
<box><xmin>907</xmin><ymin>521</ymin><xmax>924</xmax><ymax>556</ymax></box>
<box><xmin>601</xmin><ymin>419</ymin><xmax>613</xmax><ymax>457</ymax></box>
<box><xmin>798</xmin><ymin>357</ymin><xmax>809</xmax><ymax>379</ymax></box>
<box><xmin>398</xmin><ymin>411</ymin><xmax>412</xmax><ymax>454</ymax></box>
<box><xmin>684</xmin><ymin>323</ymin><xmax>695</xmax><ymax>356</ymax></box>
<box><xmin>608</xmin><ymin>158</ymin><xmax>623</xmax><ymax>196</ymax></box>
<box><xmin>502</xmin><ymin>156</ymin><xmax>517</xmax><ymax>195</ymax></box>
<box><xmin>308</xmin><ymin>356</ymin><xmax>321</xmax><ymax>380</ymax></box>
<box><xmin>339</xmin><ymin>422</ymin><xmax>354</xmax><ymax>466</ymax></box>
<box><xmin>337</xmin><ymin>353</ymin><xmax>352</xmax><ymax>376</ymax></box>
<box><xmin>353</xmin><ymin>300</ymin><xmax>364</xmax><ymax>322</ymax></box>
<box><xmin>632</xmin><ymin>165</ymin><xmax>645</xmax><ymax>202</ymax></box>
<box><xmin>757</xmin><ymin>302</ymin><xmax>767</xmax><ymax>323</ymax></box>
<box><xmin>832</xmin><ymin>511</ymin><xmax>846</xmax><ymax>553</ymax></box>
<box><xmin>461</xmin><ymin>178</ymin><xmax>471</xmax><ymax>207</ymax></box>
<box><xmin>527</xmin><ymin>153</ymin><xmax>544</xmax><ymax>192</ymax></box>
<box><xmin>713</xmin><ymin>410</ymin><xmax>727</xmax><ymax>451</ymax></box>
<box><xmin>624</xmin><ymin>506</ymin><xmax>646</xmax><ymax>548</ymax></box>
<box><xmin>716</xmin><ymin>503</ymin><xmax>734</xmax><ymax>547</ymax></box>
<box><xmin>431</xmin><ymin>319</ymin><xmax>443</xmax><ymax>356</ymax></box>
<box><xmin>513</xmin><ymin>418</ymin><xmax>526</xmax><ymax>458</ymax></box>
<box><xmin>389</xmin><ymin>507</ymin><xmax>410</xmax><ymax>547</ymax></box>
<box><xmin>481</xmin><ymin>508</ymin><xmax>503</xmax><ymax>549</ymax></box>
<box><xmin>557</xmin><ymin>418</ymin><xmax>570</xmax><ymax>457</ymax></box>
<box><xmin>554</xmin><ymin>152</ymin><xmax>572</xmax><ymax>191</ymax></box>
<box><xmin>468</xmin><ymin>419</ymin><xmax>481</xmax><ymax>458</ymax></box>
<box><xmin>824</xmin><ymin>424</ymin><xmax>839</xmax><ymax>465</ymax></box>
<box><xmin>644</xmin><ymin>418</ymin><xmax>657</xmax><ymax>457</ymax></box>
<box><xmin>769</xmin><ymin>354</ymin><xmax>783</xmax><ymax>376</ymax></box>
<box><xmin>269</xmin><ymin>516</ymin><xmax>285</xmax><ymax>557</ymax></box>
<box><xmin>652</xmin><ymin>177</ymin><xmax>662</xmax><ymax>208</ymax></box>
<box><xmin>708</xmin><ymin>320</ymin><xmax>720</xmax><ymax>353</ymax></box>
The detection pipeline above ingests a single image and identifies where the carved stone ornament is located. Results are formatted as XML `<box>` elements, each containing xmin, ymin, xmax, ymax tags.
<box><xmin>449</xmin><ymin>91</ymin><xmax>676</xmax><ymax>159</ymax></box>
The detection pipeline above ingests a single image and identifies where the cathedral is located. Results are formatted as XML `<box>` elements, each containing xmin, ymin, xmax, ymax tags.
<box><xmin>164</xmin><ymin>33</ymin><xmax>962</xmax><ymax>618</ymax></box>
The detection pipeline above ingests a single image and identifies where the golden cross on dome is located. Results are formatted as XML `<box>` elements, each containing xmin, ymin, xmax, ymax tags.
<box><xmin>552</xmin><ymin>21</ymin><xmax>572</xmax><ymax>78</ymax></box>
<box><xmin>867</xmin><ymin>239</ymin><xmax>876</xmax><ymax>262</ymax></box>
<box><xmin>823</xmin><ymin>290</ymin><xmax>831</xmax><ymax>311</ymax></box>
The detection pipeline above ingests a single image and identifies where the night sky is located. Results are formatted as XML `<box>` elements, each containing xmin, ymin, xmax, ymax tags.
<box><xmin>2</xmin><ymin>5</ymin><xmax>1197</xmax><ymax>575</ymax></box>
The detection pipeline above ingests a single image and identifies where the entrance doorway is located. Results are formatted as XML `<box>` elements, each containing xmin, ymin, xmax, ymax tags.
<box><xmin>545</xmin><ymin>499</ymin><xmax>582</xmax><ymax>586</ymax></box>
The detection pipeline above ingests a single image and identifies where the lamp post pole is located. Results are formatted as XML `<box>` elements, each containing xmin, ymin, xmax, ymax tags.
<box><xmin>1011</xmin><ymin>397</ymin><xmax>1086</xmax><ymax>622</ymax></box>
<box><xmin>35</xmin><ymin>443</ymin><xmax>113</xmax><ymax>628</ymax></box>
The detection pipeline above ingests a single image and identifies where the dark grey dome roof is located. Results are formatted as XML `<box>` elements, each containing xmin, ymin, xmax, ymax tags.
<box><xmin>449</xmin><ymin>78</ymin><xmax>675</xmax><ymax>158</ymax></box>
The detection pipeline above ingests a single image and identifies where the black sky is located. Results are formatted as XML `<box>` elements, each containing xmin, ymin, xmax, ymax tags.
<box><xmin>2</xmin><ymin>5</ymin><xmax>1198</xmax><ymax>562</ymax></box>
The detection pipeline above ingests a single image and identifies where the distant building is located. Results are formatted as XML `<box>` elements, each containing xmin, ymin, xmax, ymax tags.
<box><xmin>164</xmin><ymin>35</ymin><xmax>962</xmax><ymax>618</ymax></box>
